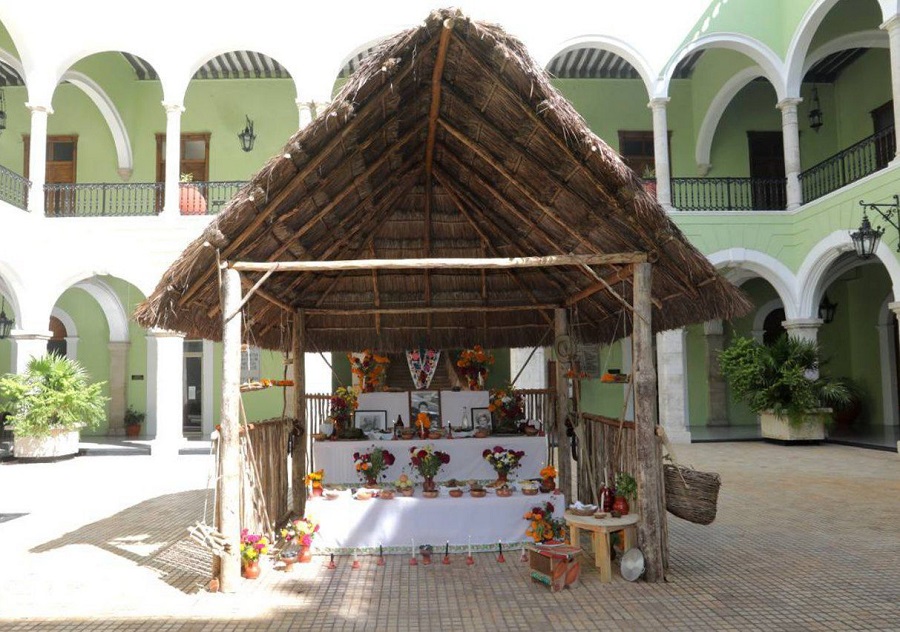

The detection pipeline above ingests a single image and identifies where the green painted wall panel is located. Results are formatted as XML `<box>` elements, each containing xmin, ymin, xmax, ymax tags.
<box><xmin>685</xmin><ymin>324</ymin><xmax>709</xmax><ymax>426</ymax></box>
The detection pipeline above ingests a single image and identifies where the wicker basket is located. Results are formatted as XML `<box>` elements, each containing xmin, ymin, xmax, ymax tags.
<box><xmin>663</xmin><ymin>464</ymin><xmax>721</xmax><ymax>525</ymax></box>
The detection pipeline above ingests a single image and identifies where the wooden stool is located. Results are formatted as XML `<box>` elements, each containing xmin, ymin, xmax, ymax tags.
<box><xmin>526</xmin><ymin>544</ymin><xmax>581</xmax><ymax>592</ymax></box>
<box><xmin>564</xmin><ymin>513</ymin><xmax>639</xmax><ymax>583</ymax></box>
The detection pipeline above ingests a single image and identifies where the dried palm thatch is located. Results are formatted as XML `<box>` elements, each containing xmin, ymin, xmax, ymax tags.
<box><xmin>135</xmin><ymin>8</ymin><xmax>750</xmax><ymax>352</ymax></box>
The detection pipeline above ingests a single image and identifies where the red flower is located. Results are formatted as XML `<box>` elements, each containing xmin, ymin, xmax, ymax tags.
<box><xmin>418</xmin><ymin>450</ymin><xmax>427</xmax><ymax>460</ymax></box>
<box><xmin>440</xmin><ymin>452</ymin><xmax>450</xmax><ymax>464</ymax></box>
<box><xmin>493</xmin><ymin>446</ymin><xmax>503</xmax><ymax>453</ymax></box>
<box><xmin>482</xmin><ymin>449</ymin><xmax>491</xmax><ymax>458</ymax></box>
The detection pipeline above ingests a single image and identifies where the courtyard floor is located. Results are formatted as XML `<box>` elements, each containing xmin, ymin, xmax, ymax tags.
<box><xmin>0</xmin><ymin>441</ymin><xmax>898</xmax><ymax>631</ymax></box>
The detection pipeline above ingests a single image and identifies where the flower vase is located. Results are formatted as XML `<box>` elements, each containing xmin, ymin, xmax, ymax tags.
<box><xmin>540</xmin><ymin>477</ymin><xmax>556</xmax><ymax>493</ymax></box>
<box><xmin>423</xmin><ymin>476</ymin><xmax>436</xmax><ymax>492</ymax></box>
<box><xmin>612</xmin><ymin>496</ymin><xmax>629</xmax><ymax>515</ymax></box>
<box><xmin>311</xmin><ymin>486</ymin><xmax>323</xmax><ymax>498</ymax></box>
<box><xmin>298</xmin><ymin>544</ymin><xmax>312</xmax><ymax>563</ymax></box>
<box><xmin>241</xmin><ymin>560</ymin><xmax>261</xmax><ymax>579</ymax></box>
<box><xmin>494</xmin><ymin>470</ymin><xmax>509</xmax><ymax>486</ymax></box>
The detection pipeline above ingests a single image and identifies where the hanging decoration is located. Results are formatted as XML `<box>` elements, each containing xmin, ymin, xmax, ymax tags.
<box><xmin>406</xmin><ymin>348</ymin><xmax>440</xmax><ymax>389</ymax></box>
<box><xmin>348</xmin><ymin>350</ymin><xmax>390</xmax><ymax>392</ymax></box>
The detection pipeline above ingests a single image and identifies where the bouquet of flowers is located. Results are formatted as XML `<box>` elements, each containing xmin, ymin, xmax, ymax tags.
<box><xmin>409</xmin><ymin>445</ymin><xmax>451</xmax><ymax>480</ymax></box>
<box><xmin>329</xmin><ymin>386</ymin><xmax>358</xmax><ymax>434</ymax></box>
<box><xmin>483</xmin><ymin>445</ymin><xmax>526</xmax><ymax>475</ymax></box>
<box><xmin>240</xmin><ymin>529</ymin><xmax>270</xmax><ymax>564</ymax></box>
<box><xmin>540</xmin><ymin>465</ymin><xmax>557</xmax><ymax>480</ymax></box>
<box><xmin>305</xmin><ymin>469</ymin><xmax>324</xmax><ymax>495</ymax></box>
<box><xmin>281</xmin><ymin>517</ymin><xmax>319</xmax><ymax>548</ymax></box>
<box><xmin>353</xmin><ymin>446</ymin><xmax>396</xmax><ymax>483</ymax></box>
<box><xmin>456</xmin><ymin>345</ymin><xmax>494</xmax><ymax>390</ymax></box>
<box><xmin>489</xmin><ymin>384</ymin><xmax>525</xmax><ymax>431</ymax></box>
<box><xmin>349</xmin><ymin>349</ymin><xmax>390</xmax><ymax>393</ymax></box>
<box><xmin>523</xmin><ymin>502</ymin><xmax>566</xmax><ymax>543</ymax></box>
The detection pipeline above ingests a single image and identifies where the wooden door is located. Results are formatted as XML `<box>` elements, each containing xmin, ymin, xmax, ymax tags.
<box><xmin>871</xmin><ymin>101</ymin><xmax>894</xmax><ymax>169</ymax></box>
<box><xmin>24</xmin><ymin>135</ymin><xmax>77</xmax><ymax>216</ymax></box>
<box><xmin>156</xmin><ymin>133</ymin><xmax>210</xmax><ymax>213</ymax></box>
<box><xmin>747</xmin><ymin>131</ymin><xmax>786</xmax><ymax>210</ymax></box>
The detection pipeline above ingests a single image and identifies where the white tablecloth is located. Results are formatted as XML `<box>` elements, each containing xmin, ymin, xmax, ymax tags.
<box><xmin>306</xmin><ymin>491</ymin><xmax>566</xmax><ymax>553</ymax></box>
<box><xmin>312</xmin><ymin>436</ymin><xmax>548</xmax><ymax>484</ymax></box>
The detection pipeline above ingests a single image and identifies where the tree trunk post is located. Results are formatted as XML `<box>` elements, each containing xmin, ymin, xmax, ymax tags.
<box><xmin>633</xmin><ymin>261</ymin><xmax>667</xmax><ymax>581</ymax></box>
<box><xmin>292</xmin><ymin>309</ymin><xmax>307</xmax><ymax>516</ymax></box>
<box><xmin>217</xmin><ymin>267</ymin><xmax>243</xmax><ymax>591</ymax></box>
<box><xmin>554</xmin><ymin>308</ymin><xmax>572</xmax><ymax>501</ymax></box>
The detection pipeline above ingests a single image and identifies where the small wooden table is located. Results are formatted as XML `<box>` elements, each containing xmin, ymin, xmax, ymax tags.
<box><xmin>564</xmin><ymin>513</ymin><xmax>639</xmax><ymax>583</ymax></box>
<box><xmin>526</xmin><ymin>543</ymin><xmax>581</xmax><ymax>592</ymax></box>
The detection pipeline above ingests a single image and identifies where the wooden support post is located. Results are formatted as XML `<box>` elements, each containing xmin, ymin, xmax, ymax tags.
<box><xmin>632</xmin><ymin>262</ymin><xmax>667</xmax><ymax>582</ymax></box>
<box><xmin>218</xmin><ymin>267</ymin><xmax>243</xmax><ymax>592</ymax></box>
<box><xmin>554</xmin><ymin>308</ymin><xmax>572</xmax><ymax>501</ymax></box>
<box><xmin>292</xmin><ymin>309</ymin><xmax>307</xmax><ymax>516</ymax></box>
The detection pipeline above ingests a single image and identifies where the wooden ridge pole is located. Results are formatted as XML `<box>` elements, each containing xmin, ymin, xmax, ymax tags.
<box><xmin>632</xmin><ymin>261</ymin><xmax>667</xmax><ymax>582</ymax></box>
<box><xmin>292</xmin><ymin>309</ymin><xmax>307</xmax><ymax>516</ymax></box>
<box><xmin>217</xmin><ymin>267</ymin><xmax>243</xmax><ymax>591</ymax></box>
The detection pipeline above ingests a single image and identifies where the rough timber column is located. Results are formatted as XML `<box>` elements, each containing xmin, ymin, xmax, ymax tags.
<box><xmin>554</xmin><ymin>308</ymin><xmax>572</xmax><ymax>501</ymax></box>
<box><xmin>107</xmin><ymin>341</ymin><xmax>130</xmax><ymax>436</ymax></box>
<box><xmin>162</xmin><ymin>102</ymin><xmax>184</xmax><ymax>217</ymax></box>
<box><xmin>704</xmin><ymin>320</ymin><xmax>728</xmax><ymax>426</ymax></box>
<box><xmin>649</xmin><ymin>97</ymin><xmax>672</xmax><ymax>209</ymax></box>
<box><xmin>292</xmin><ymin>310</ymin><xmax>307</xmax><ymax>515</ymax></box>
<box><xmin>777</xmin><ymin>98</ymin><xmax>803</xmax><ymax>210</ymax></box>
<box><xmin>656</xmin><ymin>328</ymin><xmax>691</xmax><ymax>443</ymax></box>
<box><xmin>10</xmin><ymin>331</ymin><xmax>51</xmax><ymax>372</ymax></box>
<box><xmin>882</xmin><ymin>15</ymin><xmax>900</xmax><ymax>160</ymax></box>
<box><xmin>145</xmin><ymin>328</ymin><xmax>184</xmax><ymax>457</ymax></box>
<box><xmin>26</xmin><ymin>104</ymin><xmax>52</xmax><ymax>215</ymax></box>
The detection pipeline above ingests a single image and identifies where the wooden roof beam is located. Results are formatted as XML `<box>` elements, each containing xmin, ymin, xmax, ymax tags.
<box><xmin>302</xmin><ymin>303</ymin><xmax>557</xmax><ymax>315</ymax></box>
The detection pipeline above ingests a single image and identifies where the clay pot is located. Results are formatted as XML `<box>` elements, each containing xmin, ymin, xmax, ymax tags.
<box><xmin>241</xmin><ymin>561</ymin><xmax>261</xmax><ymax>579</ymax></box>
<box><xmin>125</xmin><ymin>423</ymin><xmax>141</xmax><ymax>438</ymax></box>
<box><xmin>311</xmin><ymin>486</ymin><xmax>323</xmax><ymax>498</ymax></box>
<box><xmin>612</xmin><ymin>495</ymin><xmax>629</xmax><ymax>515</ymax></box>
<box><xmin>298</xmin><ymin>545</ymin><xmax>312</xmax><ymax>563</ymax></box>
<box><xmin>399</xmin><ymin>487</ymin><xmax>415</xmax><ymax>497</ymax></box>
<box><xmin>495</xmin><ymin>471</ymin><xmax>509</xmax><ymax>486</ymax></box>
<box><xmin>449</xmin><ymin>489</ymin><xmax>463</xmax><ymax>498</ymax></box>
<box><xmin>423</xmin><ymin>477</ymin><xmax>437</xmax><ymax>492</ymax></box>
<box><xmin>179</xmin><ymin>185</ymin><xmax>207</xmax><ymax>215</ymax></box>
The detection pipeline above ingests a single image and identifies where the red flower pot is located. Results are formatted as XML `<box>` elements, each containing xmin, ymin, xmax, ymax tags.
<box><xmin>241</xmin><ymin>560</ymin><xmax>261</xmax><ymax>579</ymax></box>
<box><xmin>612</xmin><ymin>496</ymin><xmax>629</xmax><ymax>515</ymax></box>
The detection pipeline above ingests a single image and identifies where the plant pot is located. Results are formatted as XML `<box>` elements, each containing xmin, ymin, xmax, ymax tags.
<box><xmin>540</xmin><ymin>477</ymin><xmax>556</xmax><ymax>493</ymax></box>
<box><xmin>179</xmin><ymin>184</ymin><xmax>207</xmax><ymax>215</ymax></box>
<box><xmin>298</xmin><ymin>545</ymin><xmax>312</xmax><ymax>563</ymax></box>
<box><xmin>311</xmin><ymin>486</ymin><xmax>323</xmax><ymax>498</ymax></box>
<box><xmin>760</xmin><ymin>409</ymin><xmax>828</xmax><ymax>442</ymax></box>
<box><xmin>494</xmin><ymin>471</ymin><xmax>509</xmax><ymax>486</ymax></box>
<box><xmin>241</xmin><ymin>560</ymin><xmax>261</xmax><ymax>579</ymax></box>
<box><xmin>399</xmin><ymin>487</ymin><xmax>414</xmax><ymax>497</ymax></box>
<box><xmin>612</xmin><ymin>495</ymin><xmax>629</xmax><ymax>515</ymax></box>
<box><xmin>423</xmin><ymin>476</ymin><xmax>436</xmax><ymax>492</ymax></box>
<box><xmin>14</xmin><ymin>429</ymin><xmax>80</xmax><ymax>460</ymax></box>
<box><xmin>125</xmin><ymin>423</ymin><xmax>141</xmax><ymax>438</ymax></box>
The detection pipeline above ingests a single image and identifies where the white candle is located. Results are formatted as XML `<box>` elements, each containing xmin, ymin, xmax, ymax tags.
<box><xmin>600</xmin><ymin>491</ymin><xmax>606</xmax><ymax>510</ymax></box>
<box><xmin>467</xmin><ymin>535</ymin><xmax>472</xmax><ymax>556</ymax></box>
<box><xmin>412</xmin><ymin>538</ymin><xmax>415</xmax><ymax>557</ymax></box>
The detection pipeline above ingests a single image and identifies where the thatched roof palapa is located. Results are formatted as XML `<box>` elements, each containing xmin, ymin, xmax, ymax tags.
<box><xmin>135</xmin><ymin>8</ymin><xmax>750</xmax><ymax>352</ymax></box>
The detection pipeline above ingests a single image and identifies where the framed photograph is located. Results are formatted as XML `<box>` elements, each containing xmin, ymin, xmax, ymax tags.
<box><xmin>410</xmin><ymin>390</ymin><xmax>441</xmax><ymax>426</ymax></box>
<box><xmin>354</xmin><ymin>410</ymin><xmax>388</xmax><ymax>432</ymax></box>
<box><xmin>471</xmin><ymin>407</ymin><xmax>492</xmax><ymax>431</ymax></box>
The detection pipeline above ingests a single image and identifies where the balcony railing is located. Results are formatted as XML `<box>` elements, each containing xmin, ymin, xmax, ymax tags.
<box><xmin>0</xmin><ymin>164</ymin><xmax>30</xmax><ymax>210</ymax></box>
<box><xmin>179</xmin><ymin>180</ymin><xmax>246</xmax><ymax>215</ymax></box>
<box><xmin>799</xmin><ymin>126</ymin><xmax>895</xmax><ymax>204</ymax></box>
<box><xmin>43</xmin><ymin>182</ymin><xmax>163</xmax><ymax>217</ymax></box>
<box><xmin>671</xmin><ymin>177</ymin><xmax>787</xmax><ymax>211</ymax></box>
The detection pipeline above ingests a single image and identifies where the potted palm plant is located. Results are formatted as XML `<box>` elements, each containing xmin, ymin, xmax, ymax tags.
<box><xmin>124</xmin><ymin>406</ymin><xmax>145</xmax><ymax>438</ymax></box>
<box><xmin>0</xmin><ymin>353</ymin><xmax>108</xmax><ymax>459</ymax></box>
<box><xmin>718</xmin><ymin>335</ymin><xmax>850</xmax><ymax>442</ymax></box>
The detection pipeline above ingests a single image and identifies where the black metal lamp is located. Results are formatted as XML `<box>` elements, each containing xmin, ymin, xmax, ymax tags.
<box><xmin>238</xmin><ymin>115</ymin><xmax>256</xmax><ymax>152</ymax></box>
<box><xmin>0</xmin><ymin>296</ymin><xmax>13</xmax><ymax>339</ymax></box>
<box><xmin>808</xmin><ymin>87</ymin><xmax>823</xmax><ymax>132</ymax></box>
<box><xmin>851</xmin><ymin>195</ymin><xmax>898</xmax><ymax>258</ymax></box>
<box><xmin>818</xmin><ymin>293</ymin><xmax>837</xmax><ymax>324</ymax></box>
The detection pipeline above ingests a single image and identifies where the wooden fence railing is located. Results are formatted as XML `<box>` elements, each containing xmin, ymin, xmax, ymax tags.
<box><xmin>240</xmin><ymin>417</ymin><xmax>293</xmax><ymax>536</ymax></box>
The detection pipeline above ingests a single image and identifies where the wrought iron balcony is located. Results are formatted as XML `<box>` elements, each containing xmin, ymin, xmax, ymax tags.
<box><xmin>43</xmin><ymin>182</ymin><xmax>164</xmax><ymax>217</ymax></box>
<box><xmin>0</xmin><ymin>164</ymin><xmax>30</xmax><ymax>210</ymax></box>
<box><xmin>671</xmin><ymin>177</ymin><xmax>787</xmax><ymax>211</ymax></box>
<box><xmin>799</xmin><ymin>126</ymin><xmax>895</xmax><ymax>204</ymax></box>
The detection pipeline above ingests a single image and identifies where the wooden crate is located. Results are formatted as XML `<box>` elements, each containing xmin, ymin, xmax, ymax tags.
<box><xmin>527</xmin><ymin>544</ymin><xmax>581</xmax><ymax>592</ymax></box>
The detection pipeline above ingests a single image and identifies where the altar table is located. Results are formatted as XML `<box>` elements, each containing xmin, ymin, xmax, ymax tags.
<box><xmin>313</xmin><ymin>435</ymin><xmax>548</xmax><ymax>484</ymax></box>
<box><xmin>306</xmin><ymin>491</ymin><xmax>565</xmax><ymax>554</ymax></box>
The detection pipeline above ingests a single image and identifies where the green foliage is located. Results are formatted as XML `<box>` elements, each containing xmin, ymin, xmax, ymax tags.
<box><xmin>124</xmin><ymin>406</ymin><xmax>145</xmax><ymax>426</ymax></box>
<box><xmin>615</xmin><ymin>472</ymin><xmax>637</xmax><ymax>500</ymax></box>
<box><xmin>718</xmin><ymin>335</ymin><xmax>850</xmax><ymax>426</ymax></box>
<box><xmin>0</xmin><ymin>353</ymin><xmax>108</xmax><ymax>437</ymax></box>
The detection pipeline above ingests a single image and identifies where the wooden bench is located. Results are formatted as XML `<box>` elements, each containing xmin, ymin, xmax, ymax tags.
<box><xmin>564</xmin><ymin>512</ymin><xmax>639</xmax><ymax>583</ymax></box>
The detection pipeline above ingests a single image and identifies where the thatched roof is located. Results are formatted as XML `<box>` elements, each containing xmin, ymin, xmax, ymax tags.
<box><xmin>135</xmin><ymin>8</ymin><xmax>750</xmax><ymax>353</ymax></box>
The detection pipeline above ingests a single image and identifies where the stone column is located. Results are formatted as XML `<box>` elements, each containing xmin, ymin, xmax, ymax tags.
<box><xmin>656</xmin><ymin>328</ymin><xmax>691</xmax><ymax>443</ymax></box>
<box><xmin>877</xmin><ymin>305</ymin><xmax>899</xmax><ymax>426</ymax></box>
<box><xmin>704</xmin><ymin>320</ymin><xmax>728</xmax><ymax>426</ymax></box>
<box><xmin>107</xmin><ymin>341</ymin><xmax>130</xmax><ymax>436</ymax></box>
<box><xmin>881</xmin><ymin>15</ymin><xmax>900</xmax><ymax>161</ymax></box>
<box><xmin>146</xmin><ymin>328</ymin><xmax>185</xmax><ymax>457</ymax></box>
<box><xmin>64</xmin><ymin>336</ymin><xmax>79</xmax><ymax>361</ymax></box>
<box><xmin>162</xmin><ymin>102</ymin><xmax>184</xmax><ymax>217</ymax></box>
<box><xmin>776</xmin><ymin>98</ymin><xmax>803</xmax><ymax>210</ymax></box>
<box><xmin>648</xmin><ymin>97</ymin><xmax>672</xmax><ymax>209</ymax></box>
<box><xmin>782</xmin><ymin>317</ymin><xmax>823</xmax><ymax>379</ymax></box>
<box><xmin>10</xmin><ymin>330</ymin><xmax>50</xmax><ymax>373</ymax></box>
<box><xmin>26</xmin><ymin>104</ymin><xmax>53</xmax><ymax>215</ymax></box>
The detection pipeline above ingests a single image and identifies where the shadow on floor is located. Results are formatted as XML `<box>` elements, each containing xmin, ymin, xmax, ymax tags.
<box><xmin>31</xmin><ymin>489</ymin><xmax>214</xmax><ymax>594</ymax></box>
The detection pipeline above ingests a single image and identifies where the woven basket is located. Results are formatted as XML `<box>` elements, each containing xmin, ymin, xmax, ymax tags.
<box><xmin>663</xmin><ymin>464</ymin><xmax>721</xmax><ymax>525</ymax></box>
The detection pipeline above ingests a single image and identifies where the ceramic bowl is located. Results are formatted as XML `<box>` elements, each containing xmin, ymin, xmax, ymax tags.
<box><xmin>324</xmin><ymin>490</ymin><xmax>341</xmax><ymax>501</ymax></box>
<box><xmin>379</xmin><ymin>490</ymin><xmax>395</xmax><ymax>500</ymax></box>
<box><xmin>423</xmin><ymin>490</ymin><xmax>439</xmax><ymax>499</ymax></box>
<box><xmin>522</xmin><ymin>487</ymin><xmax>539</xmax><ymax>496</ymax></box>
<box><xmin>399</xmin><ymin>487</ymin><xmax>415</xmax><ymax>497</ymax></box>
<box><xmin>470</xmin><ymin>489</ymin><xmax>486</xmax><ymax>498</ymax></box>
<box><xmin>449</xmin><ymin>488</ymin><xmax>463</xmax><ymax>498</ymax></box>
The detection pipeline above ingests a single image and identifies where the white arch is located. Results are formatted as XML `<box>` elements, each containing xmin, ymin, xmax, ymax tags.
<box><xmin>0</xmin><ymin>263</ymin><xmax>25</xmax><ymax>326</ymax></box>
<box><xmin>334</xmin><ymin>35</ymin><xmax>391</xmax><ymax>88</ymax></box>
<box><xmin>695</xmin><ymin>66</ymin><xmax>765</xmax><ymax>172</ymax></box>
<box><xmin>786</xmin><ymin>0</ymin><xmax>863</xmax><ymax>96</ymax></box>
<box><xmin>797</xmin><ymin>230</ymin><xmax>900</xmax><ymax>318</ymax></box>
<box><xmin>546</xmin><ymin>35</ymin><xmax>656</xmax><ymax>97</ymax></box>
<box><xmin>707</xmin><ymin>247</ymin><xmax>800</xmax><ymax>318</ymax></box>
<box><xmin>803</xmin><ymin>30</ymin><xmax>888</xmax><ymax>77</ymax></box>
<box><xmin>50</xmin><ymin>307</ymin><xmax>77</xmax><ymax>338</ymax></box>
<box><xmin>60</xmin><ymin>70</ymin><xmax>133</xmax><ymax>178</ymax></box>
<box><xmin>660</xmin><ymin>33</ymin><xmax>786</xmax><ymax>100</ymax></box>
<box><xmin>752</xmin><ymin>298</ymin><xmax>785</xmax><ymax>335</ymax></box>
<box><xmin>66</xmin><ymin>278</ymin><xmax>129</xmax><ymax>343</ymax></box>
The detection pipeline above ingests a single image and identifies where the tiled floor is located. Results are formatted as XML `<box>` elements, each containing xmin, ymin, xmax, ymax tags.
<box><xmin>1</xmin><ymin>442</ymin><xmax>898</xmax><ymax>630</ymax></box>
